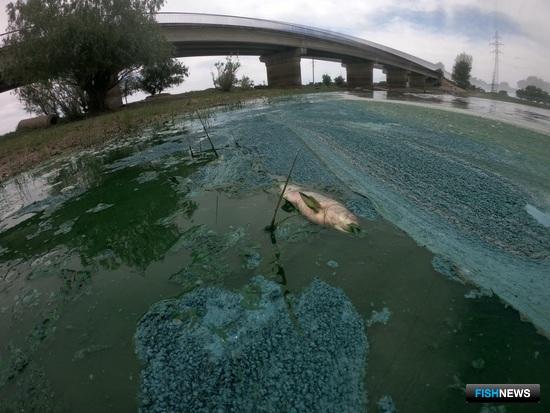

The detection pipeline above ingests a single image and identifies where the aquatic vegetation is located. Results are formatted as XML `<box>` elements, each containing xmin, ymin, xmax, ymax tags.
<box><xmin>188</xmin><ymin>144</ymin><xmax>273</xmax><ymax>196</ymax></box>
<box><xmin>205</xmin><ymin>95</ymin><xmax>550</xmax><ymax>336</ymax></box>
<box><xmin>135</xmin><ymin>277</ymin><xmax>367</xmax><ymax>412</ymax></box>
<box><xmin>168</xmin><ymin>225</ymin><xmax>248</xmax><ymax>289</ymax></box>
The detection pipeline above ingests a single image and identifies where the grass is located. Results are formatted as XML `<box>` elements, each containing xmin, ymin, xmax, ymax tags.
<box><xmin>0</xmin><ymin>86</ymin><xmax>341</xmax><ymax>181</ymax></box>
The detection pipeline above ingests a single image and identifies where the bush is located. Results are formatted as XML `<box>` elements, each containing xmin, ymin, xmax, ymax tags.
<box><xmin>212</xmin><ymin>57</ymin><xmax>241</xmax><ymax>92</ymax></box>
<box><xmin>334</xmin><ymin>75</ymin><xmax>345</xmax><ymax>87</ymax></box>
<box><xmin>322</xmin><ymin>74</ymin><xmax>332</xmax><ymax>86</ymax></box>
<box><xmin>239</xmin><ymin>76</ymin><xmax>254</xmax><ymax>90</ymax></box>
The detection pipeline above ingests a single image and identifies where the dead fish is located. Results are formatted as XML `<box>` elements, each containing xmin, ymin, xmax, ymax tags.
<box><xmin>280</xmin><ymin>184</ymin><xmax>361</xmax><ymax>233</ymax></box>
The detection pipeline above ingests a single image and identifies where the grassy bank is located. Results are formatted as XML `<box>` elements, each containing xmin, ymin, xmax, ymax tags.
<box><xmin>0</xmin><ymin>87</ymin><xmax>339</xmax><ymax>181</ymax></box>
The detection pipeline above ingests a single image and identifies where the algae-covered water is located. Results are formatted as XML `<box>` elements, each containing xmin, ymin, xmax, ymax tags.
<box><xmin>0</xmin><ymin>93</ymin><xmax>549</xmax><ymax>412</ymax></box>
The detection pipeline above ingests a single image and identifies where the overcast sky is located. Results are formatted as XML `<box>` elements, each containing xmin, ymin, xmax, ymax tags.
<box><xmin>1</xmin><ymin>0</ymin><xmax>550</xmax><ymax>134</ymax></box>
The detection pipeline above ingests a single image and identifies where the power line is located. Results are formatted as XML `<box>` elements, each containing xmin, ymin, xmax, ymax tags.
<box><xmin>490</xmin><ymin>31</ymin><xmax>503</xmax><ymax>93</ymax></box>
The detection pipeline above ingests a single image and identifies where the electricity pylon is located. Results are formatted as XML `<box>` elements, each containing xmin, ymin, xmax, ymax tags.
<box><xmin>490</xmin><ymin>31</ymin><xmax>503</xmax><ymax>93</ymax></box>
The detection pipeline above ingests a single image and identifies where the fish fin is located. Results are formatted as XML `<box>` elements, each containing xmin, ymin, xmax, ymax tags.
<box><xmin>347</xmin><ymin>223</ymin><xmax>361</xmax><ymax>234</ymax></box>
<box><xmin>299</xmin><ymin>192</ymin><xmax>322</xmax><ymax>213</ymax></box>
<box><xmin>281</xmin><ymin>200</ymin><xmax>296</xmax><ymax>213</ymax></box>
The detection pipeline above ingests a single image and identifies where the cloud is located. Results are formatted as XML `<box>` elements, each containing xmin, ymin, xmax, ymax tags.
<box><xmin>0</xmin><ymin>90</ymin><xmax>27</xmax><ymax>135</ymax></box>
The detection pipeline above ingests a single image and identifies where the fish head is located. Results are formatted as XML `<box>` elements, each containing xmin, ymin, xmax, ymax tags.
<box><xmin>331</xmin><ymin>210</ymin><xmax>361</xmax><ymax>234</ymax></box>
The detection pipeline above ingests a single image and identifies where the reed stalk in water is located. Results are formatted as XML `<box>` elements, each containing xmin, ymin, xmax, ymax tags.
<box><xmin>266</xmin><ymin>151</ymin><xmax>299</xmax><ymax>235</ymax></box>
<box><xmin>195</xmin><ymin>109</ymin><xmax>219</xmax><ymax>158</ymax></box>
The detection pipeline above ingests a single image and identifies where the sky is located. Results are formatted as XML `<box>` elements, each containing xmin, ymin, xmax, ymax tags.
<box><xmin>1</xmin><ymin>0</ymin><xmax>550</xmax><ymax>134</ymax></box>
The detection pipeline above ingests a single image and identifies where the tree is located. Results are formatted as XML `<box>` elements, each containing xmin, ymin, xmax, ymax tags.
<box><xmin>516</xmin><ymin>85</ymin><xmax>550</xmax><ymax>103</ymax></box>
<box><xmin>139</xmin><ymin>58</ymin><xmax>189</xmax><ymax>96</ymax></box>
<box><xmin>452</xmin><ymin>53</ymin><xmax>473</xmax><ymax>89</ymax></box>
<box><xmin>322</xmin><ymin>74</ymin><xmax>332</xmax><ymax>86</ymax></box>
<box><xmin>212</xmin><ymin>57</ymin><xmax>241</xmax><ymax>91</ymax></box>
<box><xmin>517</xmin><ymin>76</ymin><xmax>550</xmax><ymax>93</ymax></box>
<box><xmin>16</xmin><ymin>80</ymin><xmax>87</xmax><ymax>119</ymax></box>
<box><xmin>4</xmin><ymin>0</ymin><xmax>172</xmax><ymax>113</ymax></box>
<box><xmin>334</xmin><ymin>75</ymin><xmax>345</xmax><ymax>87</ymax></box>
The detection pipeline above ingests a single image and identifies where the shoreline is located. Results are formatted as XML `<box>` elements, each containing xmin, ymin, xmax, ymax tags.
<box><xmin>2</xmin><ymin>86</ymin><xmax>549</xmax><ymax>182</ymax></box>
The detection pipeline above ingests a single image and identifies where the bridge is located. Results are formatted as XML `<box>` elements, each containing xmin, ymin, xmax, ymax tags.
<box><xmin>0</xmin><ymin>12</ymin><xmax>443</xmax><ymax>93</ymax></box>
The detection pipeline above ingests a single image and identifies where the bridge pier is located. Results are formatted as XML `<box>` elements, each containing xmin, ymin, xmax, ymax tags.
<box><xmin>386</xmin><ymin>67</ymin><xmax>409</xmax><ymax>89</ymax></box>
<box><xmin>260</xmin><ymin>49</ymin><xmax>302</xmax><ymax>88</ymax></box>
<box><xmin>344</xmin><ymin>60</ymin><xmax>373</xmax><ymax>89</ymax></box>
<box><xmin>408</xmin><ymin>73</ymin><xmax>426</xmax><ymax>90</ymax></box>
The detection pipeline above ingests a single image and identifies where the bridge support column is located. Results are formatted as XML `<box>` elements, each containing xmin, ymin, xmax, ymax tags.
<box><xmin>386</xmin><ymin>67</ymin><xmax>409</xmax><ymax>89</ymax></box>
<box><xmin>408</xmin><ymin>73</ymin><xmax>426</xmax><ymax>90</ymax></box>
<box><xmin>260</xmin><ymin>49</ymin><xmax>302</xmax><ymax>88</ymax></box>
<box><xmin>344</xmin><ymin>60</ymin><xmax>373</xmax><ymax>89</ymax></box>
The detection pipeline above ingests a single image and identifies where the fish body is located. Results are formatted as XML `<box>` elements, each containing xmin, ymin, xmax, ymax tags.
<box><xmin>280</xmin><ymin>184</ymin><xmax>361</xmax><ymax>233</ymax></box>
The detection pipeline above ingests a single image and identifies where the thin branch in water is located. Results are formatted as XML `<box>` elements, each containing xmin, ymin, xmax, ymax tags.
<box><xmin>195</xmin><ymin>109</ymin><xmax>219</xmax><ymax>158</ymax></box>
<box><xmin>266</xmin><ymin>151</ymin><xmax>299</xmax><ymax>237</ymax></box>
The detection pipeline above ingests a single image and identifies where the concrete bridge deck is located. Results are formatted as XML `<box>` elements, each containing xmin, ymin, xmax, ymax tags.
<box><xmin>0</xmin><ymin>12</ymin><xmax>443</xmax><ymax>93</ymax></box>
<box><xmin>157</xmin><ymin>13</ymin><xmax>442</xmax><ymax>88</ymax></box>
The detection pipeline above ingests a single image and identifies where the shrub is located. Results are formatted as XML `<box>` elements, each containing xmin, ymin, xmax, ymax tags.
<box><xmin>334</xmin><ymin>75</ymin><xmax>345</xmax><ymax>86</ymax></box>
<box><xmin>212</xmin><ymin>57</ymin><xmax>241</xmax><ymax>92</ymax></box>
<box><xmin>239</xmin><ymin>76</ymin><xmax>254</xmax><ymax>90</ymax></box>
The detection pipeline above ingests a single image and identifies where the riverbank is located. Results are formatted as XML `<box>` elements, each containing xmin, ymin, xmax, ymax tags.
<box><xmin>467</xmin><ymin>90</ymin><xmax>550</xmax><ymax>109</ymax></box>
<box><xmin>0</xmin><ymin>87</ymin><xmax>340</xmax><ymax>181</ymax></box>
<box><xmin>2</xmin><ymin>85</ymin><xmax>549</xmax><ymax>182</ymax></box>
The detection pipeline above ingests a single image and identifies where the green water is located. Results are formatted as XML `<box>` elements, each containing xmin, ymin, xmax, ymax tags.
<box><xmin>0</xmin><ymin>94</ymin><xmax>549</xmax><ymax>412</ymax></box>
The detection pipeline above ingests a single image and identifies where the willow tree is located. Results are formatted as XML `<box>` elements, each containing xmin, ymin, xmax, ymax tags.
<box><xmin>3</xmin><ymin>0</ymin><xmax>172</xmax><ymax>113</ymax></box>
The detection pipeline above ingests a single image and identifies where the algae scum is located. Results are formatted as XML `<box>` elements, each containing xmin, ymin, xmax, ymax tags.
<box><xmin>1</xmin><ymin>93</ymin><xmax>550</xmax><ymax>412</ymax></box>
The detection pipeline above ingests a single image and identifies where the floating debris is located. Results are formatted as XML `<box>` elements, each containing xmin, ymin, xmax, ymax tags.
<box><xmin>464</xmin><ymin>288</ymin><xmax>493</xmax><ymax>299</ymax></box>
<box><xmin>367</xmin><ymin>307</ymin><xmax>392</xmax><ymax>327</ymax></box>
<box><xmin>326</xmin><ymin>260</ymin><xmax>339</xmax><ymax>269</ymax></box>
<box><xmin>471</xmin><ymin>358</ymin><xmax>485</xmax><ymax>369</ymax></box>
<box><xmin>431</xmin><ymin>255</ymin><xmax>465</xmax><ymax>284</ymax></box>
<box><xmin>85</xmin><ymin>203</ymin><xmax>114</xmax><ymax>214</ymax></box>
<box><xmin>377</xmin><ymin>395</ymin><xmax>398</xmax><ymax>413</ymax></box>
<box><xmin>136</xmin><ymin>171</ymin><xmax>159</xmax><ymax>184</ymax></box>
<box><xmin>135</xmin><ymin>277</ymin><xmax>367</xmax><ymax>412</ymax></box>
<box><xmin>73</xmin><ymin>344</ymin><xmax>112</xmax><ymax>361</ymax></box>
